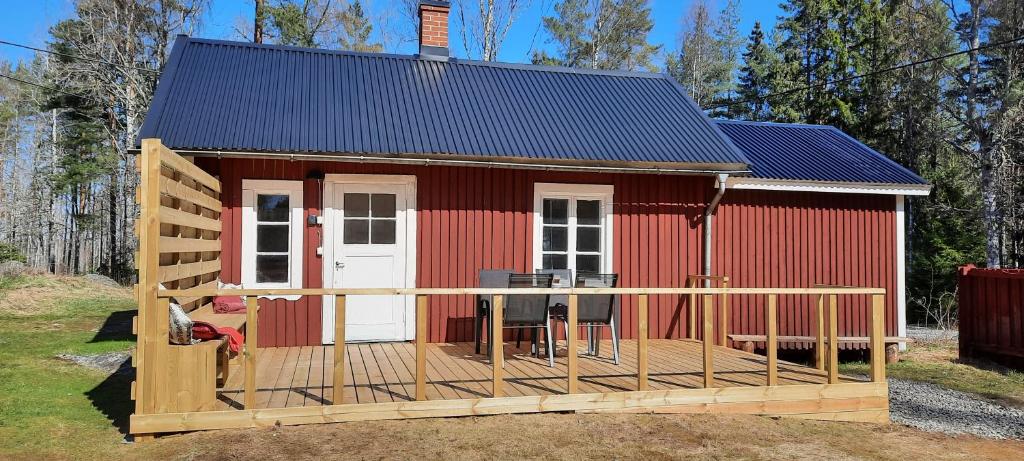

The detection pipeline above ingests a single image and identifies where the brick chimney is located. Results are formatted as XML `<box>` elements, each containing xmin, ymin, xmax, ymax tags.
<box><xmin>418</xmin><ymin>1</ymin><xmax>450</xmax><ymax>58</ymax></box>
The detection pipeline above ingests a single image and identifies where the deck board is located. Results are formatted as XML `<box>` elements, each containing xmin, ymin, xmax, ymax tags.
<box><xmin>215</xmin><ymin>339</ymin><xmax>863</xmax><ymax>410</ymax></box>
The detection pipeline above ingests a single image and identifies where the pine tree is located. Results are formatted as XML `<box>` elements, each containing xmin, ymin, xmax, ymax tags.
<box><xmin>534</xmin><ymin>0</ymin><xmax>660</xmax><ymax>71</ymax></box>
<box><xmin>733</xmin><ymin>21</ymin><xmax>778</xmax><ymax>121</ymax></box>
<box><xmin>667</xmin><ymin>0</ymin><xmax>742</xmax><ymax>111</ymax></box>
<box><xmin>338</xmin><ymin>0</ymin><xmax>382</xmax><ymax>52</ymax></box>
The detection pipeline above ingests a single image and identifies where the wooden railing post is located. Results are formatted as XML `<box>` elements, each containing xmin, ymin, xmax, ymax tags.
<box><xmin>766</xmin><ymin>294</ymin><xmax>778</xmax><ymax>386</ymax></box>
<box><xmin>815</xmin><ymin>294</ymin><xmax>825</xmax><ymax>370</ymax></box>
<box><xmin>416</xmin><ymin>295</ymin><xmax>428</xmax><ymax>400</ymax></box>
<box><xmin>567</xmin><ymin>294</ymin><xmax>579</xmax><ymax>394</ymax></box>
<box><xmin>720</xmin><ymin>278</ymin><xmax>729</xmax><ymax>346</ymax></box>
<box><xmin>870</xmin><ymin>294</ymin><xmax>886</xmax><ymax>383</ymax></box>
<box><xmin>637</xmin><ymin>294</ymin><xmax>649</xmax><ymax>391</ymax></box>
<box><xmin>491</xmin><ymin>294</ymin><xmax>504</xmax><ymax>397</ymax></box>
<box><xmin>688</xmin><ymin>278</ymin><xmax>697</xmax><ymax>339</ymax></box>
<box><xmin>244</xmin><ymin>296</ymin><xmax>258</xmax><ymax>409</ymax></box>
<box><xmin>702</xmin><ymin>296</ymin><xmax>714</xmax><ymax>388</ymax></box>
<box><xmin>333</xmin><ymin>295</ymin><xmax>346</xmax><ymax>405</ymax></box>
<box><xmin>827</xmin><ymin>294</ymin><xmax>839</xmax><ymax>384</ymax></box>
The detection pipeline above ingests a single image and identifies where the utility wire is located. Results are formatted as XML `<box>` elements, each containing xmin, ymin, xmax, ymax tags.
<box><xmin>0</xmin><ymin>72</ymin><xmax>100</xmax><ymax>103</ymax></box>
<box><xmin>0</xmin><ymin>38</ymin><xmax>160</xmax><ymax>74</ymax></box>
<box><xmin>710</xmin><ymin>34</ymin><xmax>1024</xmax><ymax>110</ymax></box>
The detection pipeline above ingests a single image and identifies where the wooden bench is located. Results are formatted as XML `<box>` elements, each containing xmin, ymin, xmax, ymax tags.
<box><xmin>186</xmin><ymin>303</ymin><xmax>251</xmax><ymax>387</ymax></box>
<box><xmin>727</xmin><ymin>334</ymin><xmax>913</xmax><ymax>363</ymax></box>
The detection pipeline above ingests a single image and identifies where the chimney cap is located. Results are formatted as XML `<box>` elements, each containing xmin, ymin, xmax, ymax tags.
<box><xmin>417</xmin><ymin>0</ymin><xmax>450</xmax><ymax>59</ymax></box>
<box><xmin>418</xmin><ymin>0</ymin><xmax>451</xmax><ymax>9</ymax></box>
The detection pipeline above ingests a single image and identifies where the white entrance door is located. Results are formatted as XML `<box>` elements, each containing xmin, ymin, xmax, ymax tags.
<box><xmin>323</xmin><ymin>177</ymin><xmax>415</xmax><ymax>343</ymax></box>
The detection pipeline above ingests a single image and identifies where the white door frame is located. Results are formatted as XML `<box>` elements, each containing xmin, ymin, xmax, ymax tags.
<box><xmin>321</xmin><ymin>174</ymin><xmax>417</xmax><ymax>343</ymax></box>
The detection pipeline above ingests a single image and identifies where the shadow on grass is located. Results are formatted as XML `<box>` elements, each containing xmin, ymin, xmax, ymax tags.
<box><xmin>85</xmin><ymin>357</ymin><xmax>134</xmax><ymax>435</ymax></box>
<box><xmin>90</xmin><ymin>309</ymin><xmax>136</xmax><ymax>343</ymax></box>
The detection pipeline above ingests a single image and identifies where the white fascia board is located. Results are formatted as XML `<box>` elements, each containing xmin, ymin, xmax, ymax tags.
<box><xmin>726</xmin><ymin>178</ymin><xmax>931</xmax><ymax>196</ymax></box>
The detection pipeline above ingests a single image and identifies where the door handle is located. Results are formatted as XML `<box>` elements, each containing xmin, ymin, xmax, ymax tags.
<box><xmin>335</xmin><ymin>261</ymin><xmax>345</xmax><ymax>269</ymax></box>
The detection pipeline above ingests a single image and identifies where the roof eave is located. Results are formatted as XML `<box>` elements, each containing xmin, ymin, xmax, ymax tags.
<box><xmin>727</xmin><ymin>177</ymin><xmax>931</xmax><ymax>196</ymax></box>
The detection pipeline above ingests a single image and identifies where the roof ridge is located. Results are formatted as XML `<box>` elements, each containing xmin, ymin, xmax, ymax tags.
<box><xmin>183</xmin><ymin>36</ymin><xmax>669</xmax><ymax>80</ymax></box>
<box><xmin>714</xmin><ymin>119</ymin><xmax>834</xmax><ymax>129</ymax></box>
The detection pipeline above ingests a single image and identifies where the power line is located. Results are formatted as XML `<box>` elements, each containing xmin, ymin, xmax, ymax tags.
<box><xmin>710</xmin><ymin>34</ymin><xmax>1024</xmax><ymax>110</ymax></box>
<box><xmin>0</xmin><ymin>38</ymin><xmax>160</xmax><ymax>74</ymax></box>
<box><xmin>0</xmin><ymin>72</ymin><xmax>100</xmax><ymax>103</ymax></box>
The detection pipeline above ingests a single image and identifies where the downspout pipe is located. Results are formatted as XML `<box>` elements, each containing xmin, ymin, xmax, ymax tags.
<box><xmin>703</xmin><ymin>174</ymin><xmax>729</xmax><ymax>287</ymax></box>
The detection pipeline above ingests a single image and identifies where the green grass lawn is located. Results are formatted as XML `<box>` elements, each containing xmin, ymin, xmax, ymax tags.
<box><xmin>0</xmin><ymin>275</ymin><xmax>137</xmax><ymax>460</ymax></box>
<box><xmin>841</xmin><ymin>339</ymin><xmax>1024</xmax><ymax>409</ymax></box>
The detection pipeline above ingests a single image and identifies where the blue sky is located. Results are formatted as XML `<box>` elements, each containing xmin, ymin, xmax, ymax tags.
<box><xmin>1</xmin><ymin>1</ymin><xmax>781</xmax><ymax>66</ymax></box>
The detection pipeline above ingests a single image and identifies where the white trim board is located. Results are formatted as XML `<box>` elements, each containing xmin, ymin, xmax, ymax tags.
<box><xmin>896</xmin><ymin>195</ymin><xmax>907</xmax><ymax>351</ymax></box>
<box><xmin>532</xmin><ymin>182</ymin><xmax>614</xmax><ymax>274</ymax></box>
<box><xmin>726</xmin><ymin>178</ymin><xmax>931</xmax><ymax>196</ymax></box>
<box><xmin>321</xmin><ymin>174</ymin><xmax>418</xmax><ymax>343</ymax></box>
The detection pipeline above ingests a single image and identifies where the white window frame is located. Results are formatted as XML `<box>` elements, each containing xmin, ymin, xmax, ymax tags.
<box><xmin>242</xmin><ymin>179</ymin><xmax>305</xmax><ymax>289</ymax></box>
<box><xmin>532</xmin><ymin>183</ymin><xmax>614</xmax><ymax>274</ymax></box>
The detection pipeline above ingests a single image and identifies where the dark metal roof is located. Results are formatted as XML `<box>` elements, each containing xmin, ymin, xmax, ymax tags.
<box><xmin>715</xmin><ymin>120</ymin><xmax>928</xmax><ymax>185</ymax></box>
<box><xmin>138</xmin><ymin>36</ymin><xmax>750</xmax><ymax>170</ymax></box>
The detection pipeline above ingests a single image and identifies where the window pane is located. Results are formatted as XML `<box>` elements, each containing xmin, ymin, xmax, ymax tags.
<box><xmin>256</xmin><ymin>224</ymin><xmax>289</xmax><ymax>252</ymax></box>
<box><xmin>543</xmin><ymin>198</ymin><xmax>568</xmax><ymax>224</ymax></box>
<box><xmin>371</xmin><ymin>194</ymin><xmax>396</xmax><ymax>218</ymax></box>
<box><xmin>257</xmin><ymin>194</ymin><xmax>289</xmax><ymax>222</ymax></box>
<box><xmin>371</xmin><ymin>220</ymin><xmax>396</xmax><ymax>244</ymax></box>
<box><xmin>543</xmin><ymin>254</ymin><xmax>568</xmax><ymax>270</ymax></box>
<box><xmin>344</xmin><ymin>219</ymin><xmax>369</xmax><ymax>244</ymax></box>
<box><xmin>256</xmin><ymin>255</ymin><xmax>289</xmax><ymax>283</ymax></box>
<box><xmin>543</xmin><ymin>226</ymin><xmax>567</xmax><ymax>252</ymax></box>
<box><xmin>576</xmin><ymin>254</ymin><xmax>600</xmax><ymax>273</ymax></box>
<box><xmin>577</xmin><ymin>200</ymin><xmax>601</xmax><ymax>225</ymax></box>
<box><xmin>344</xmin><ymin>193</ymin><xmax>370</xmax><ymax>217</ymax></box>
<box><xmin>577</xmin><ymin>227</ymin><xmax>600</xmax><ymax>252</ymax></box>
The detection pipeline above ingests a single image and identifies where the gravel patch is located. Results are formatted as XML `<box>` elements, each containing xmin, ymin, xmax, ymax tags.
<box><xmin>906</xmin><ymin>326</ymin><xmax>958</xmax><ymax>341</ymax></box>
<box><xmin>56</xmin><ymin>351</ymin><xmax>132</xmax><ymax>375</ymax></box>
<box><xmin>889</xmin><ymin>378</ymin><xmax>1024</xmax><ymax>439</ymax></box>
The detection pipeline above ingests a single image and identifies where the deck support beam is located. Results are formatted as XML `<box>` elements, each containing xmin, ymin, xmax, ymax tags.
<box><xmin>244</xmin><ymin>296</ymin><xmax>258</xmax><ymax>409</ymax></box>
<box><xmin>416</xmin><ymin>295</ymin><xmax>428</xmax><ymax>400</ymax></box>
<box><xmin>702</xmin><ymin>295</ymin><xmax>714</xmax><ymax>388</ymax></box>
<box><xmin>491</xmin><ymin>295</ymin><xmax>504</xmax><ymax>397</ymax></box>
<box><xmin>333</xmin><ymin>295</ymin><xmax>346</xmax><ymax>404</ymax></box>
<box><xmin>567</xmin><ymin>294</ymin><xmax>579</xmax><ymax>394</ymax></box>
<box><xmin>766</xmin><ymin>294</ymin><xmax>778</xmax><ymax>386</ymax></box>
<box><xmin>827</xmin><ymin>295</ymin><xmax>839</xmax><ymax>384</ymax></box>
<box><xmin>637</xmin><ymin>295</ymin><xmax>649</xmax><ymax>391</ymax></box>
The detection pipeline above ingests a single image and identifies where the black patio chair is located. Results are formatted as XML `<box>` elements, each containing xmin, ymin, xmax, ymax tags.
<box><xmin>553</xmin><ymin>273</ymin><xmax>620</xmax><ymax>365</ymax></box>
<box><xmin>475</xmin><ymin>269</ymin><xmax>513</xmax><ymax>355</ymax></box>
<box><xmin>536</xmin><ymin>268</ymin><xmax>572</xmax><ymax>353</ymax></box>
<box><xmin>502</xmin><ymin>273</ymin><xmax>555</xmax><ymax>367</ymax></box>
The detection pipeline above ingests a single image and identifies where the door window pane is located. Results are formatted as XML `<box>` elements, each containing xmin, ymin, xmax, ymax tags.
<box><xmin>256</xmin><ymin>255</ymin><xmax>289</xmax><ymax>283</ymax></box>
<box><xmin>344</xmin><ymin>193</ymin><xmax>370</xmax><ymax>217</ymax></box>
<box><xmin>576</xmin><ymin>227</ymin><xmax>600</xmax><ymax>252</ymax></box>
<box><xmin>576</xmin><ymin>254</ymin><xmax>600</xmax><ymax>273</ymax></box>
<box><xmin>577</xmin><ymin>200</ymin><xmax>601</xmax><ymax>225</ymax></box>
<box><xmin>344</xmin><ymin>219</ymin><xmax>369</xmax><ymax>244</ymax></box>
<box><xmin>543</xmin><ymin>227</ymin><xmax>567</xmax><ymax>252</ymax></box>
<box><xmin>543</xmin><ymin>198</ymin><xmax>568</xmax><ymax>224</ymax></box>
<box><xmin>371</xmin><ymin>194</ymin><xmax>396</xmax><ymax>218</ymax></box>
<box><xmin>257</xmin><ymin>194</ymin><xmax>289</xmax><ymax>222</ymax></box>
<box><xmin>256</xmin><ymin>225</ymin><xmax>289</xmax><ymax>252</ymax></box>
<box><xmin>543</xmin><ymin>254</ymin><xmax>568</xmax><ymax>270</ymax></box>
<box><xmin>371</xmin><ymin>220</ymin><xmax>396</xmax><ymax>244</ymax></box>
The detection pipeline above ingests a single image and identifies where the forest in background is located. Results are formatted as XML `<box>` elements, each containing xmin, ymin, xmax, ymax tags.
<box><xmin>0</xmin><ymin>0</ymin><xmax>1021</xmax><ymax>327</ymax></box>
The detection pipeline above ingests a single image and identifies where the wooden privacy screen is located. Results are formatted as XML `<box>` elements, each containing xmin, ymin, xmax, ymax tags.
<box><xmin>134</xmin><ymin>139</ymin><xmax>223</xmax><ymax>418</ymax></box>
<box><xmin>958</xmin><ymin>264</ymin><xmax>1024</xmax><ymax>368</ymax></box>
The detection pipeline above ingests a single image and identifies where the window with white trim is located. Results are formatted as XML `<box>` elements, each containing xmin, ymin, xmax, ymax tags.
<box><xmin>242</xmin><ymin>180</ymin><xmax>304</xmax><ymax>288</ymax></box>
<box><xmin>533</xmin><ymin>183</ymin><xmax>613</xmax><ymax>274</ymax></box>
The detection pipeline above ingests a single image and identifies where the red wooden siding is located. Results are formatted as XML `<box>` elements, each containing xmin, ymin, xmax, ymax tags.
<box><xmin>197</xmin><ymin>157</ymin><xmax>898</xmax><ymax>347</ymax></box>
<box><xmin>715</xmin><ymin>191</ymin><xmax>899</xmax><ymax>348</ymax></box>
<box><xmin>958</xmin><ymin>265</ymin><xmax>1024</xmax><ymax>367</ymax></box>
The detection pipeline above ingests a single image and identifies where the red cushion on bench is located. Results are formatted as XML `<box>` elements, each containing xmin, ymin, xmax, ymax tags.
<box><xmin>213</xmin><ymin>295</ymin><xmax>246</xmax><ymax>313</ymax></box>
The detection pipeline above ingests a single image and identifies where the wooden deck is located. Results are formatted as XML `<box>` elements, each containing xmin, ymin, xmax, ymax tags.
<box><xmin>216</xmin><ymin>339</ymin><xmax>861</xmax><ymax>410</ymax></box>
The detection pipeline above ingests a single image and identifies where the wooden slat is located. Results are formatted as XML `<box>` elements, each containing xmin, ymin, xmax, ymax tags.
<box><xmin>491</xmin><ymin>295</ymin><xmax>504</xmax><ymax>397</ymax></box>
<box><xmin>870</xmin><ymin>294</ymin><xmax>886</xmax><ymax>383</ymax></box>
<box><xmin>703</xmin><ymin>296</ymin><xmax>714</xmax><ymax>388</ymax></box>
<box><xmin>159</xmin><ymin>286</ymin><xmax>890</xmax><ymax>297</ymax></box>
<box><xmin>766</xmin><ymin>294</ymin><xmax>778</xmax><ymax>386</ymax></box>
<box><xmin>720</xmin><ymin>280</ymin><xmax>729</xmax><ymax>346</ymax></box>
<box><xmin>159</xmin><ymin>236</ymin><xmax>220</xmax><ymax>253</ymax></box>
<box><xmin>244</xmin><ymin>296</ymin><xmax>258</xmax><ymax>409</ymax></box>
<box><xmin>828</xmin><ymin>294</ymin><xmax>839</xmax><ymax>384</ymax></box>
<box><xmin>159</xmin><ymin>206</ymin><xmax>222</xmax><ymax>232</ymax></box>
<box><xmin>687</xmin><ymin>278</ymin><xmax>697</xmax><ymax>339</ymax></box>
<box><xmin>816</xmin><ymin>294</ymin><xmax>825</xmax><ymax>370</ymax></box>
<box><xmin>567</xmin><ymin>294</ymin><xmax>578</xmax><ymax>394</ymax></box>
<box><xmin>135</xmin><ymin>139</ymin><xmax>163</xmax><ymax>421</ymax></box>
<box><xmin>637</xmin><ymin>295</ymin><xmax>649</xmax><ymax>391</ymax></box>
<box><xmin>158</xmin><ymin>146</ymin><xmax>222</xmax><ymax>193</ymax></box>
<box><xmin>158</xmin><ymin>260</ymin><xmax>221</xmax><ymax>284</ymax></box>
<box><xmin>173</xmin><ymin>280</ymin><xmax>219</xmax><ymax>307</ymax></box>
<box><xmin>159</xmin><ymin>176</ymin><xmax>221</xmax><ymax>212</ymax></box>
<box><xmin>415</xmin><ymin>295</ymin><xmax>428</xmax><ymax>401</ymax></box>
<box><xmin>334</xmin><ymin>295</ymin><xmax>346</xmax><ymax>405</ymax></box>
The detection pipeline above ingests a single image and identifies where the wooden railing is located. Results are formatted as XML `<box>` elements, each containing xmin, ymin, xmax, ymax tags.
<box><xmin>157</xmin><ymin>286</ymin><xmax>888</xmax><ymax>409</ymax></box>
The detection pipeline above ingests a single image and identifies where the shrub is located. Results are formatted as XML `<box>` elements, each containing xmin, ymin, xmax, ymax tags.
<box><xmin>0</xmin><ymin>243</ymin><xmax>26</xmax><ymax>263</ymax></box>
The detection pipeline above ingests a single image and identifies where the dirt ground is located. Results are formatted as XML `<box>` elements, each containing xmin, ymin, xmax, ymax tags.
<box><xmin>135</xmin><ymin>412</ymin><xmax>1024</xmax><ymax>461</ymax></box>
